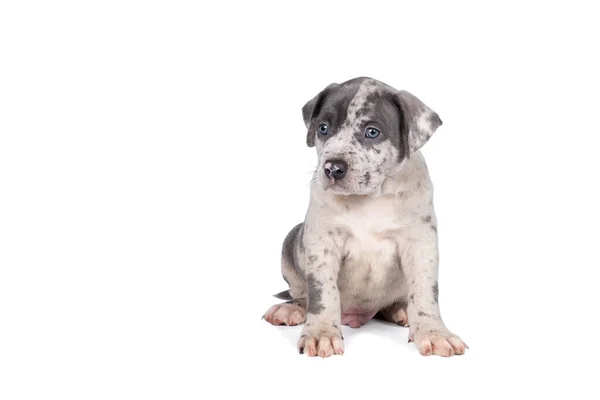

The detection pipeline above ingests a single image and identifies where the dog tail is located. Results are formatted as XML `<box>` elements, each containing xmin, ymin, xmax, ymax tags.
<box><xmin>273</xmin><ymin>289</ymin><xmax>293</xmax><ymax>300</ymax></box>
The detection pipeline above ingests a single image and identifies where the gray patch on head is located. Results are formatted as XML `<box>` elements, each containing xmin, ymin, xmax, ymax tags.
<box><xmin>409</xmin><ymin>294</ymin><xmax>415</xmax><ymax>303</ymax></box>
<box><xmin>432</xmin><ymin>282</ymin><xmax>439</xmax><ymax>303</ymax></box>
<box><xmin>302</xmin><ymin>83</ymin><xmax>339</xmax><ymax>147</ymax></box>
<box><xmin>431</xmin><ymin>225</ymin><xmax>437</xmax><ymax>233</ymax></box>
<box><xmin>354</xmin><ymin>107</ymin><xmax>369</xmax><ymax>119</ymax></box>
<box><xmin>355</xmin><ymin>90</ymin><xmax>407</xmax><ymax>160</ymax></box>
<box><xmin>304</xmin><ymin>78</ymin><xmax>366</xmax><ymax>146</ymax></box>
<box><xmin>421</xmin><ymin>215</ymin><xmax>432</xmax><ymax>223</ymax></box>
<box><xmin>418</xmin><ymin>311</ymin><xmax>431</xmax><ymax>317</ymax></box>
<box><xmin>306</xmin><ymin>273</ymin><xmax>324</xmax><ymax>314</ymax></box>
<box><xmin>308</xmin><ymin>255</ymin><xmax>318</xmax><ymax>264</ymax></box>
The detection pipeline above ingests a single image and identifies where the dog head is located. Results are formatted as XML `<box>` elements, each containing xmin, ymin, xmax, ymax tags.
<box><xmin>302</xmin><ymin>77</ymin><xmax>442</xmax><ymax>195</ymax></box>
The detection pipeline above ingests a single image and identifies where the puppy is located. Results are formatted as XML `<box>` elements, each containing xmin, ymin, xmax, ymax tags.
<box><xmin>263</xmin><ymin>77</ymin><xmax>468</xmax><ymax>357</ymax></box>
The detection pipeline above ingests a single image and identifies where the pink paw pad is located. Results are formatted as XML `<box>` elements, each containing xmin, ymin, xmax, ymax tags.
<box><xmin>263</xmin><ymin>303</ymin><xmax>306</xmax><ymax>326</ymax></box>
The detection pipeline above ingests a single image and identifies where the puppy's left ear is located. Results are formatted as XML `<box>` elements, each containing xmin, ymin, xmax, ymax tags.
<box><xmin>394</xmin><ymin>90</ymin><xmax>443</xmax><ymax>155</ymax></box>
<box><xmin>302</xmin><ymin>83</ymin><xmax>338</xmax><ymax>147</ymax></box>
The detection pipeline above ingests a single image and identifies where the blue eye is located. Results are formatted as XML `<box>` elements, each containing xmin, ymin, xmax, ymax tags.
<box><xmin>318</xmin><ymin>123</ymin><xmax>329</xmax><ymax>135</ymax></box>
<box><xmin>365</xmin><ymin>127</ymin><xmax>380</xmax><ymax>139</ymax></box>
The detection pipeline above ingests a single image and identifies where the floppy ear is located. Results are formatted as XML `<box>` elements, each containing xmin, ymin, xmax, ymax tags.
<box><xmin>394</xmin><ymin>90</ymin><xmax>443</xmax><ymax>155</ymax></box>
<box><xmin>302</xmin><ymin>83</ymin><xmax>338</xmax><ymax>147</ymax></box>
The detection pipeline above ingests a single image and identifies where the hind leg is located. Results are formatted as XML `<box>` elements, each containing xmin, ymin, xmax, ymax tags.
<box><xmin>263</xmin><ymin>298</ymin><xmax>307</xmax><ymax>326</ymax></box>
<box><xmin>263</xmin><ymin>258</ymin><xmax>307</xmax><ymax>326</ymax></box>
<box><xmin>263</xmin><ymin>224</ymin><xmax>308</xmax><ymax>326</ymax></box>
<box><xmin>376</xmin><ymin>300</ymin><xmax>409</xmax><ymax>327</ymax></box>
<box><xmin>263</xmin><ymin>275</ymin><xmax>307</xmax><ymax>326</ymax></box>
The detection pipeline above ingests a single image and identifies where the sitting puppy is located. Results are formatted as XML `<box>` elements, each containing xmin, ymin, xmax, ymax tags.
<box><xmin>263</xmin><ymin>77</ymin><xmax>468</xmax><ymax>358</ymax></box>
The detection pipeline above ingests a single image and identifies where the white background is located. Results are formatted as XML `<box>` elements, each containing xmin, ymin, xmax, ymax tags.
<box><xmin>1</xmin><ymin>1</ymin><xmax>599</xmax><ymax>399</ymax></box>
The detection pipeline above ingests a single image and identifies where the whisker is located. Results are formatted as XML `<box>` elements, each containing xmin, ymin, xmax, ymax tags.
<box><xmin>306</xmin><ymin>165</ymin><xmax>319</xmax><ymax>174</ymax></box>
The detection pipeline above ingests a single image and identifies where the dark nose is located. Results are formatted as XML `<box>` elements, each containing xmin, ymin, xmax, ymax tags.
<box><xmin>324</xmin><ymin>159</ymin><xmax>348</xmax><ymax>180</ymax></box>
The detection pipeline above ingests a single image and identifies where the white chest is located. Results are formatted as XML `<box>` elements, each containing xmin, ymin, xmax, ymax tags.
<box><xmin>334</xmin><ymin>197</ymin><xmax>403</xmax><ymax>277</ymax></box>
<box><xmin>333</xmin><ymin>196</ymin><xmax>402</xmax><ymax>247</ymax></box>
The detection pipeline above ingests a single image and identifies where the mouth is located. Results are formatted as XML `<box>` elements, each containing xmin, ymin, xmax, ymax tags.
<box><xmin>321</xmin><ymin>177</ymin><xmax>350</xmax><ymax>194</ymax></box>
<box><xmin>319</xmin><ymin>175</ymin><xmax>380</xmax><ymax>196</ymax></box>
<box><xmin>321</xmin><ymin>177</ymin><xmax>366</xmax><ymax>196</ymax></box>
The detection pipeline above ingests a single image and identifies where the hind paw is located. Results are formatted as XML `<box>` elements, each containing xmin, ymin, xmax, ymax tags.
<box><xmin>263</xmin><ymin>303</ymin><xmax>306</xmax><ymax>326</ymax></box>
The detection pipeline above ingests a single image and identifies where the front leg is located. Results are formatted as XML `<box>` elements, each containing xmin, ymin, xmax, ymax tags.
<box><xmin>402</xmin><ymin>220</ymin><xmax>468</xmax><ymax>357</ymax></box>
<box><xmin>297</xmin><ymin>227</ymin><xmax>344</xmax><ymax>358</ymax></box>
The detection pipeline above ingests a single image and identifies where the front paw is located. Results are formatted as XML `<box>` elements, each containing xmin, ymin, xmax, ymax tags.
<box><xmin>298</xmin><ymin>324</ymin><xmax>344</xmax><ymax>357</ymax></box>
<box><xmin>410</xmin><ymin>325</ymin><xmax>468</xmax><ymax>357</ymax></box>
